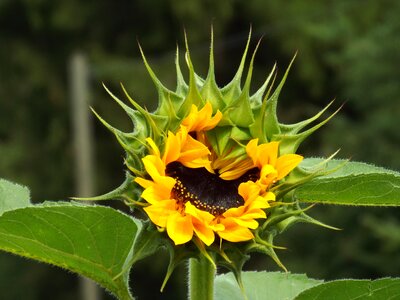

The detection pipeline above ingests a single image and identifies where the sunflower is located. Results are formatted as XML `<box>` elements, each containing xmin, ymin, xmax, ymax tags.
<box><xmin>135</xmin><ymin>102</ymin><xmax>303</xmax><ymax>246</ymax></box>
<box><xmin>94</xmin><ymin>31</ymin><xmax>337</xmax><ymax>277</ymax></box>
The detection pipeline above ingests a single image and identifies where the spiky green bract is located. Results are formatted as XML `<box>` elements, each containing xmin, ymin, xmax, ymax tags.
<box><xmin>92</xmin><ymin>30</ymin><xmax>338</xmax><ymax>288</ymax></box>
<box><xmin>94</xmin><ymin>31</ymin><xmax>337</xmax><ymax>181</ymax></box>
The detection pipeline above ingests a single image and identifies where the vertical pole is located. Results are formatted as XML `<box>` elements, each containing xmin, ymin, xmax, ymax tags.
<box><xmin>69</xmin><ymin>52</ymin><xmax>101</xmax><ymax>300</ymax></box>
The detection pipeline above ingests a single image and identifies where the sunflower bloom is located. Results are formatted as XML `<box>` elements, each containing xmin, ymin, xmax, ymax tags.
<box><xmin>135</xmin><ymin>103</ymin><xmax>303</xmax><ymax>245</ymax></box>
<box><xmin>98</xmin><ymin>32</ymin><xmax>336</xmax><ymax>273</ymax></box>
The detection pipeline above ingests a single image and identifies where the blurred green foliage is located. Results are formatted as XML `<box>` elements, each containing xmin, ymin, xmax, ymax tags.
<box><xmin>0</xmin><ymin>0</ymin><xmax>399</xmax><ymax>299</ymax></box>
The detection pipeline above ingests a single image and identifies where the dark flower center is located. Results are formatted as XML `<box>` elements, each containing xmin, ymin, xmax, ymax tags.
<box><xmin>166</xmin><ymin>162</ymin><xmax>259</xmax><ymax>216</ymax></box>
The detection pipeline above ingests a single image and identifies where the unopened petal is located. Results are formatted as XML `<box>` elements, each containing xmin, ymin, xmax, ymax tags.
<box><xmin>182</xmin><ymin>102</ymin><xmax>222</xmax><ymax>132</ymax></box>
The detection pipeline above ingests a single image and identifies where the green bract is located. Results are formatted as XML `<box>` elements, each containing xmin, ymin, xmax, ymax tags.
<box><xmin>94</xmin><ymin>30</ymin><xmax>337</xmax><ymax>178</ymax></box>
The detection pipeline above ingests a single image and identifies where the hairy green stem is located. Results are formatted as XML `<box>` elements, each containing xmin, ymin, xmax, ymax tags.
<box><xmin>188</xmin><ymin>256</ymin><xmax>215</xmax><ymax>300</ymax></box>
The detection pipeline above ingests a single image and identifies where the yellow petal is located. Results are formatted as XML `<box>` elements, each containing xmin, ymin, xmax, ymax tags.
<box><xmin>246</xmin><ymin>138</ymin><xmax>259</xmax><ymax>166</ymax></box>
<box><xmin>201</xmin><ymin>110</ymin><xmax>222</xmax><ymax>131</ymax></box>
<box><xmin>275</xmin><ymin>154</ymin><xmax>303</xmax><ymax>180</ymax></box>
<box><xmin>219</xmin><ymin>159</ymin><xmax>254</xmax><ymax>180</ymax></box>
<box><xmin>179</xmin><ymin>134</ymin><xmax>210</xmax><ymax>162</ymax></box>
<box><xmin>246</xmin><ymin>139</ymin><xmax>281</xmax><ymax>169</ymax></box>
<box><xmin>217</xmin><ymin>218</ymin><xmax>254</xmax><ymax>242</ymax></box>
<box><xmin>181</xmin><ymin>104</ymin><xmax>198</xmax><ymax>131</ymax></box>
<box><xmin>185</xmin><ymin>202</ymin><xmax>215</xmax><ymax>223</ymax></box>
<box><xmin>142</xmin><ymin>155</ymin><xmax>166</xmax><ymax>180</ymax></box>
<box><xmin>185</xmin><ymin>202</ymin><xmax>221</xmax><ymax>245</ymax></box>
<box><xmin>146</xmin><ymin>137</ymin><xmax>160</xmax><ymax>157</ymax></box>
<box><xmin>160</xmin><ymin>175</ymin><xmax>177</xmax><ymax>191</ymax></box>
<box><xmin>141</xmin><ymin>186</ymin><xmax>162</xmax><ymax>204</ymax></box>
<box><xmin>162</xmin><ymin>131</ymin><xmax>181</xmax><ymax>165</ymax></box>
<box><xmin>230</xmin><ymin>217</ymin><xmax>260</xmax><ymax>230</ymax></box>
<box><xmin>262</xmin><ymin>191</ymin><xmax>276</xmax><ymax>202</ymax></box>
<box><xmin>240</xmin><ymin>209</ymin><xmax>267</xmax><ymax>221</ymax></box>
<box><xmin>141</xmin><ymin>182</ymin><xmax>173</xmax><ymax>204</ymax></box>
<box><xmin>223</xmin><ymin>205</ymin><xmax>266</xmax><ymax>229</ymax></box>
<box><xmin>259</xmin><ymin>165</ymin><xmax>278</xmax><ymax>187</ymax></box>
<box><xmin>134</xmin><ymin>177</ymin><xmax>154</xmax><ymax>189</ymax></box>
<box><xmin>181</xmin><ymin>102</ymin><xmax>222</xmax><ymax>132</ymax></box>
<box><xmin>144</xmin><ymin>200</ymin><xmax>176</xmax><ymax>228</ymax></box>
<box><xmin>182</xmin><ymin>157</ymin><xmax>212</xmax><ymax>169</ymax></box>
<box><xmin>257</xmin><ymin>141</ymin><xmax>279</xmax><ymax>167</ymax></box>
<box><xmin>260</xmin><ymin>164</ymin><xmax>276</xmax><ymax>179</ymax></box>
<box><xmin>166</xmin><ymin>212</ymin><xmax>194</xmax><ymax>245</ymax></box>
<box><xmin>192</xmin><ymin>218</ymin><xmax>215</xmax><ymax>246</ymax></box>
<box><xmin>221</xmin><ymin>206</ymin><xmax>246</xmax><ymax>218</ymax></box>
<box><xmin>247</xmin><ymin>196</ymin><xmax>270</xmax><ymax>210</ymax></box>
<box><xmin>238</xmin><ymin>181</ymin><xmax>261</xmax><ymax>203</ymax></box>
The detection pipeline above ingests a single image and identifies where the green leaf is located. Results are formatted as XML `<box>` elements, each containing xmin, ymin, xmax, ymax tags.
<box><xmin>0</xmin><ymin>203</ymin><xmax>139</xmax><ymax>300</ymax></box>
<box><xmin>129</xmin><ymin>221</ymin><xmax>163</xmax><ymax>266</ymax></box>
<box><xmin>214</xmin><ymin>271</ymin><xmax>322</xmax><ymax>300</ymax></box>
<box><xmin>295</xmin><ymin>278</ymin><xmax>400</xmax><ymax>300</ymax></box>
<box><xmin>300</xmin><ymin>159</ymin><xmax>399</xmax><ymax>177</ymax></box>
<box><xmin>294</xmin><ymin>160</ymin><xmax>400</xmax><ymax>206</ymax></box>
<box><xmin>0</xmin><ymin>178</ymin><xmax>31</xmax><ymax>215</ymax></box>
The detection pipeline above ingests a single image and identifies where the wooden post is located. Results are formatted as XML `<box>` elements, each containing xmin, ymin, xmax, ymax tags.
<box><xmin>69</xmin><ymin>52</ymin><xmax>101</xmax><ymax>300</ymax></box>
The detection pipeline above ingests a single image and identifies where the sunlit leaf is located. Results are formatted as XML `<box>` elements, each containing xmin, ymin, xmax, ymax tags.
<box><xmin>0</xmin><ymin>178</ymin><xmax>31</xmax><ymax>215</ymax></box>
<box><xmin>295</xmin><ymin>160</ymin><xmax>400</xmax><ymax>206</ymax></box>
<box><xmin>300</xmin><ymin>159</ymin><xmax>399</xmax><ymax>177</ymax></box>
<box><xmin>295</xmin><ymin>278</ymin><xmax>400</xmax><ymax>299</ymax></box>
<box><xmin>214</xmin><ymin>271</ymin><xmax>323</xmax><ymax>300</ymax></box>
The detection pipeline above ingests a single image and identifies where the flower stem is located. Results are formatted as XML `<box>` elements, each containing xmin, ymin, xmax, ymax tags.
<box><xmin>188</xmin><ymin>256</ymin><xmax>215</xmax><ymax>300</ymax></box>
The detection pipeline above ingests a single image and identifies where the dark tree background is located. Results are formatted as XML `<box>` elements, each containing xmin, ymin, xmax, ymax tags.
<box><xmin>1</xmin><ymin>0</ymin><xmax>399</xmax><ymax>299</ymax></box>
